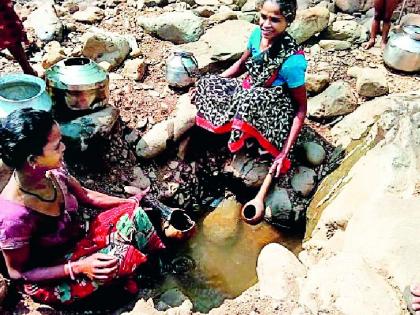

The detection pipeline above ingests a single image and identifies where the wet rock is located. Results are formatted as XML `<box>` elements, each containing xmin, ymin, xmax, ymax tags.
<box><xmin>24</xmin><ymin>1</ymin><xmax>63</xmax><ymax>43</ymax></box>
<box><xmin>264</xmin><ymin>186</ymin><xmax>293</xmax><ymax>224</ymax></box>
<box><xmin>81</xmin><ymin>28</ymin><xmax>130</xmax><ymax>70</ymax></box>
<box><xmin>305</xmin><ymin>72</ymin><xmax>329</xmax><ymax>95</ymax></box>
<box><xmin>356</xmin><ymin>68</ymin><xmax>389</xmax><ymax>97</ymax></box>
<box><xmin>301</xmin><ymin>142</ymin><xmax>326</xmax><ymax>166</ymax></box>
<box><xmin>137</xmin><ymin>11</ymin><xmax>204</xmax><ymax>44</ymax></box>
<box><xmin>335</xmin><ymin>0</ymin><xmax>373</xmax><ymax>13</ymax></box>
<box><xmin>224</xmin><ymin>152</ymin><xmax>269</xmax><ymax>188</ymax></box>
<box><xmin>324</xmin><ymin>20</ymin><xmax>368</xmax><ymax>43</ymax></box>
<box><xmin>41</xmin><ymin>41</ymin><xmax>66</xmax><ymax>69</ymax></box>
<box><xmin>0</xmin><ymin>160</ymin><xmax>12</xmax><ymax>192</ymax></box>
<box><xmin>308</xmin><ymin>80</ymin><xmax>358</xmax><ymax>118</ymax></box>
<box><xmin>257</xmin><ymin>243</ymin><xmax>305</xmax><ymax>300</ymax></box>
<box><xmin>288</xmin><ymin>7</ymin><xmax>330</xmax><ymax>44</ymax></box>
<box><xmin>122</xmin><ymin>58</ymin><xmax>147</xmax><ymax>81</ymax></box>
<box><xmin>319</xmin><ymin>39</ymin><xmax>351</xmax><ymax>50</ymax></box>
<box><xmin>203</xmin><ymin>198</ymin><xmax>241</xmax><ymax>244</ymax></box>
<box><xmin>130</xmin><ymin>166</ymin><xmax>151</xmax><ymax>189</ymax></box>
<box><xmin>181</xmin><ymin>20</ymin><xmax>254</xmax><ymax>71</ymax></box>
<box><xmin>159</xmin><ymin>288</ymin><xmax>188</xmax><ymax>308</ymax></box>
<box><xmin>60</xmin><ymin>106</ymin><xmax>119</xmax><ymax>151</ymax></box>
<box><xmin>73</xmin><ymin>6</ymin><xmax>105</xmax><ymax>23</ymax></box>
<box><xmin>291</xmin><ymin>166</ymin><xmax>316</xmax><ymax>197</ymax></box>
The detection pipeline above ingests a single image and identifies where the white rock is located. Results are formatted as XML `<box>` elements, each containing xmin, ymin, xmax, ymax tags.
<box><xmin>291</xmin><ymin>166</ymin><xmax>317</xmax><ymax>197</ymax></box>
<box><xmin>319</xmin><ymin>39</ymin><xmax>351</xmax><ymax>50</ymax></box>
<box><xmin>356</xmin><ymin>68</ymin><xmax>389</xmax><ymax>97</ymax></box>
<box><xmin>209</xmin><ymin>11</ymin><xmax>237</xmax><ymax>23</ymax></box>
<box><xmin>288</xmin><ymin>7</ymin><xmax>330</xmax><ymax>44</ymax></box>
<box><xmin>257</xmin><ymin>243</ymin><xmax>306</xmax><ymax>300</ymax></box>
<box><xmin>308</xmin><ymin>81</ymin><xmax>358</xmax><ymax>118</ymax></box>
<box><xmin>24</xmin><ymin>1</ymin><xmax>63</xmax><ymax>42</ymax></box>
<box><xmin>122</xmin><ymin>59</ymin><xmax>146</xmax><ymax>81</ymax></box>
<box><xmin>73</xmin><ymin>6</ymin><xmax>105</xmax><ymax>23</ymax></box>
<box><xmin>41</xmin><ymin>41</ymin><xmax>66</xmax><ymax>69</ymax></box>
<box><xmin>335</xmin><ymin>0</ymin><xmax>373</xmax><ymax>13</ymax></box>
<box><xmin>324</xmin><ymin>20</ymin><xmax>368</xmax><ymax>43</ymax></box>
<box><xmin>195</xmin><ymin>0</ymin><xmax>219</xmax><ymax>5</ymax></box>
<box><xmin>346</xmin><ymin>65</ymin><xmax>363</xmax><ymax>78</ymax></box>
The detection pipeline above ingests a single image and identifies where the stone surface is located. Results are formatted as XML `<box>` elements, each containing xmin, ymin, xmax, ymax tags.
<box><xmin>82</xmin><ymin>28</ymin><xmax>130</xmax><ymax>70</ymax></box>
<box><xmin>130</xmin><ymin>166</ymin><xmax>151</xmax><ymax>189</ymax></box>
<box><xmin>264</xmin><ymin>185</ymin><xmax>293</xmax><ymax>223</ymax></box>
<box><xmin>319</xmin><ymin>39</ymin><xmax>351</xmax><ymax>50</ymax></box>
<box><xmin>209</xmin><ymin>11</ymin><xmax>237</xmax><ymax>23</ymax></box>
<box><xmin>41</xmin><ymin>41</ymin><xmax>66</xmax><ymax>69</ymax></box>
<box><xmin>122</xmin><ymin>58</ymin><xmax>147</xmax><ymax>81</ymax></box>
<box><xmin>346</xmin><ymin>65</ymin><xmax>363</xmax><ymax>78</ymax></box>
<box><xmin>356</xmin><ymin>68</ymin><xmax>389</xmax><ymax>97</ymax></box>
<box><xmin>24</xmin><ymin>1</ymin><xmax>63</xmax><ymax>42</ymax></box>
<box><xmin>291</xmin><ymin>166</ymin><xmax>317</xmax><ymax>197</ymax></box>
<box><xmin>135</xmin><ymin>94</ymin><xmax>196</xmax><ymax>158</ymax></box>
<box><xmin>302</xmin><ymin>142</ymin><xmax>326</xmax><ymax>166</ymax></box>
<box><xmin>144</xmin><ymin>0</ymin><xmax>168</xmax><ymax>7</ymax></box>
<box><xmin>308</xmin><ymin>80</ymin><xmax>358</xmax><ymax>118</ymax></box>
<box><xmin>137</xmin><ymin>11</ymin><xmax>204</xmax><ymax>44</ymax></box>
<box><xmin>194</xmin><ymin>6</ymin><xmax>216</xmax><ymax>17</ymax></box>
<box><xmin>223</xmin><ymin>152</ymin><xmax>269</xmax><ymax>188</ymax></box>
<box><xmin>0</xmin><ymin>274</ymin><xmax>8</xmax><ymax>305</ymax></box>
<box><xmin>60</xmin><ymin>106</ymin><xmax>119</xmax><ymax>151</ymax></box>
<box><xmin>288</xmin><ymin>7</ymin><xmax>330</xmax><ymax>44</ymax></box>
<box><xmin>241</xmin><ymin>0</ymin><xmax>257</xmax><ymax>12</ymax></box>
<box><xmin>335</xmin><ymin>0</ymin><xmax>373</xmax><ymax>13</ymax></box>
<box><xmin>305</xmin><ymin>72</ymin><xmax>329</xmax><ymax>94</ymax></box>
<box><xmin>181</xmin><ymin>20</ymin><xmax>255</xmax><ymax>72</ymax></box>
<box><xmin>324</xmin><ymin>20</ymin><xmax>368</xmax><ymax>43</ymax></box>
<box><xmin>257</xmin><ymin>243</ymin><xmax>306</xmax><ymax>300</ymax></box>
<box><xmin>73</xmin><ymin>6</ymin><xmax>105</xmax><ymax>23</ymax></box>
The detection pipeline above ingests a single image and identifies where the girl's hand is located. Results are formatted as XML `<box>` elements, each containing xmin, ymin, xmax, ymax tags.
<box><xmin>74</xmin><ymin>253</ymin><xmax>119</xmax><ymax>281</ymax></box>
<box><xmin>270</xmin><ymin>152</ymin><xmax>289</xmax><ymax>178</ymax></box>
<box><xmin>124</xmin><ymin>185</ymin><xmax>150</xmax><ymax>205</ymax></box>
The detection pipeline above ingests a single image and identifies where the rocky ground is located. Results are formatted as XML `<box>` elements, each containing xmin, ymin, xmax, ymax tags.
<box><xmin>0</xmin><ymin>0</ymin><xmax>419</xmax><ymax>314</ymax></box>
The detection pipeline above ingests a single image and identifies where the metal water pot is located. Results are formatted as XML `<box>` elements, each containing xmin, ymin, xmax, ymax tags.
<box><xmin>0</xmin><ymin>74</ymin><xmax>52</xmax><ymax>119</ymax></box>
<box><xmin>383</xmin><ymin>25</ymin><xmax>420</xmax><ymax>73</ymax></box>
<box><xmin>45</xmin><ymin>57</ymin><xmax>109</xmax><ymax>121</ymax></box>
<box><xmin>166</xmin><ymin>51</ymin><xmax>199</xmax><ymax>88</ymax></box>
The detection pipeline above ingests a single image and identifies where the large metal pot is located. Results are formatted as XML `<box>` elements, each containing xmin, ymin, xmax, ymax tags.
<box><xmin>383</xmin><ymin>25</ymin><xmax>420</xmax><ymax>73</ymax></box>
<box><xmin>0</xmin><ymin>74</ymin><xmax>52</xmax><ymax>119</ymax></box>
<box><xmin>45</xmin><ymin>57</ymin><xmax>109</xmax><ymax>121</ymax></box>
<box><xmin>166</xmin><ymin>51</ymin><xmax>199</xmax><ymax>88</ymax></box>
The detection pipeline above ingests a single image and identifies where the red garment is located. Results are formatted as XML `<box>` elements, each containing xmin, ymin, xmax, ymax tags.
<box><xmin>0</xmin><ymin>0</ymin><xmax>28</xmax><ymax>49</ymax></box>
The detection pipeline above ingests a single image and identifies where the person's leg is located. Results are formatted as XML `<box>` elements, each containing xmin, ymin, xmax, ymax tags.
<box><xmin>7</xmin><ymin>42</ymin><xmax>37</xmax><ymax>76</ymax></box>
<box><xmin>381</xmin><ymin>0</ymin><xmax>399</xmax><ymax>48</ymax></box>
<box><xmin>363</xmin><ymin>0</ymin><xmax>384</xmax><ymax>49</ymax></box>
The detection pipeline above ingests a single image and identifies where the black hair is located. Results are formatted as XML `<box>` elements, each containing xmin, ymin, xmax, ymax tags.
<box><xmin>0</xmin><ymin>109</ymin><xmax>55</xmax><ymax>169</ymax></box>
<box><xmin>257</xmin><ymin>0</ymin><xmax>298</xmax><ymax>24</ymax></box>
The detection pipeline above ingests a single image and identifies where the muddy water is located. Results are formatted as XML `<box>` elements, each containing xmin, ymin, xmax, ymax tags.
<box><xmin>166</xmin><ymin>198</ymin><xmax>303</xmax><ymax>312</ymax></box>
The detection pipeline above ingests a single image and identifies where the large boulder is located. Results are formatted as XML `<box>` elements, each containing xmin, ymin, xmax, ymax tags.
<box><xmin>180</xmin><ymin>20</ymin><xmax>255</xmax><ymax>72</ymax></box>
<box><xmin>24</xmin><ymin>1</ymin><xmax>63</xmax><ymax>42</ymax></box>
<box><xmin>257</xmin><ymin>243</ymin><xmax>306</xmax><ymax>300</ymax></box>
<box><xmin>288</xmin><ymin>7</ymin><xmax>330</xmax><ymax>44</ymax></box>
<box><xmin>324</xmin><ymin>20</ymin><xmax>368</xmax><ymax>43</ymax></box>
<box><xmin>307</xmin><ymin>80</ymin><xmax>358</xmax><ymax>118</ymax></box>
<box><xmin>335</xmin><ymin>0</ymin><xmax>373</xmax><ymax>13</ymax></box>
<box><xmin>81</xmin><ymin>28</ymin><xmax>131</xmax><ymax>70</ymax></box>
<box><xmin>356</xmin><ymin>68</ymin><xmax>389</xmax><ymax>97</ymax></box>
<box><xmin>137</xmin><ymin>11</ymin><xmax>204</xmax><ymax>44</ymax></box>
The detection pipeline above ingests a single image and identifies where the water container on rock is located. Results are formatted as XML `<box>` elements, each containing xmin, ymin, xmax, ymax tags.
<box><xmin>166</xmin><ymin>51</ymin><xmax>199</xmax><ymax>88</ymax></box>
<box><xmin>0</xmin><ymin>74</ymin><xmax>52</xmax><ymax>119</ymax></box>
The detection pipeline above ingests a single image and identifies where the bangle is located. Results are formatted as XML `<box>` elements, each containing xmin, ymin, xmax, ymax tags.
<box><xmin>66</xmin><ymin>261</ymin><xmax>76</xmax><ymax>280</ymax></box>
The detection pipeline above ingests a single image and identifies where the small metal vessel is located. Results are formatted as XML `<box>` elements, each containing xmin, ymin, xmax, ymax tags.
<box><xmin>166</xmin><ymin>51</ymin><xmax>199</xmax><ymax>88</ymax></box>
<box><xmin>45</xmin><ymin>57</ymin><xmax>109</xmax><ymax>121</ymax></box>
<box><xmin>0</xmin><ymin>74</ymin><xmax>52</xmax><ymax>119</ymax></box>
<box><xmin>383</xmin><ymin>25</ymin><xmax>420</xmax><ymax>73</ymax></box>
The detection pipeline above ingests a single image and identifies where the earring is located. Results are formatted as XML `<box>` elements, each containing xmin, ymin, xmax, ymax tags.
<box><xmin>27</xmin><ymin>155</ymin><xmax>37</xmax><ymax>169</ymax></box>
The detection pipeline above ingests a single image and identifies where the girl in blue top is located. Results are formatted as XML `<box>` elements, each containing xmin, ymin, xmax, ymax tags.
<box><xmin>193</xmin><ymin>0</ymin><xmax>307</xmax><ymax>177</ymax></box>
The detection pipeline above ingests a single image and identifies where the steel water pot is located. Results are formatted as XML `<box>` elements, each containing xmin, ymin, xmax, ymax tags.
<box><xmin>166</xmin><ymin>51</ymin><xmax>199</xmax><ymax>88</ymax></box>
<box><xmin>383</xmin><ymin>25</ymin><xmax>420</xmax><ymax>73</ymax></box>
<box><xmin>0</xmin><ymin>74</ymin><xmax>52</xmax><ymax>119</ymax></box>
<box><xmin>45</xmin><ymin>57</ymin><xmax>109</xmax><ymax>121</ymax></box>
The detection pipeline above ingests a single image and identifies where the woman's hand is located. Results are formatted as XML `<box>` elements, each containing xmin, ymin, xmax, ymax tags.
<box><xmin>74</xmin><ymin>253</ymin><xmax>119</xmax><ymax>281</ymax></box>
<box><xmin>270</xmin><ymin>152</ymin><xmax>287</xmax><ymax>178</ymax></box>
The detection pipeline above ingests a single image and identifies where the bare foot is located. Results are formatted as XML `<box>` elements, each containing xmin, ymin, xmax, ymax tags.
<box><xmin>381</xmin><ymin>40</ymin><xmax>387</xmax><ymax>50</ymax></box>
<box><xmin>362</xmin><ymin>38</ymin><xmax>376</xmax><ymax>50</ymax></box>
<box><xmin>410</xmin><ymin>284</ymin><xmax>420</xmax><ymax>313</ymax></box>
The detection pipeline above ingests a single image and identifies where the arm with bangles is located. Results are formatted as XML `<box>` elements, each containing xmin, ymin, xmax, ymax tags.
<box><xmin>3</xmin><ymin>245</ymin><xmax>118</xmax><ymax>283</ymax></box>
<box><xmin>271</xmin><ymin>85</ymin><xmax>307</xmax><ymax>176</ymax></box>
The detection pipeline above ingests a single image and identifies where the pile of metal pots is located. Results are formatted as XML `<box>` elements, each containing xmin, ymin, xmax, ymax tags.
<box><xmin>0</xmin><ymin>57</ymin><xmax>109</xmax><ymax>121</ymax></box>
